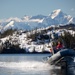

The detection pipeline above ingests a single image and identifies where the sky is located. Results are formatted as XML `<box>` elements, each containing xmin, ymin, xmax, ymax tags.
<box><xmin>0</xmin><ymin>0</ymin><xmax>75</xmax><ymax>19</ymax></box>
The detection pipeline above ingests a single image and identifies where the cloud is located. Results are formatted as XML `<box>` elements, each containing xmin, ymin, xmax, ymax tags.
<box><xmin>71</xmin><ymin>8</ymin><xmax>75</xmax><ymax>11</ymax></box>
<box><xmin>71</xmin><ymin>8</ymin><xmax>75</xmax><ymax>15</ymax></box>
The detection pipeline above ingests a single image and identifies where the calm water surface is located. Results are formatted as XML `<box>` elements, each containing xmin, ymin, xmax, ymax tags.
<box><xmin>0</xmin><ymin>54</ymin><xmax>75</xmax><ymax>75</ymax></box>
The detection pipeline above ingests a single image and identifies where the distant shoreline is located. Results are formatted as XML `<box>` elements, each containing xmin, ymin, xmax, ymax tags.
<box><xmin>0</xmin><ymin>48</ymin><xmax>50</xmax><ymax>54</ymax></box>
<box><xmin>0</xmin><ymin>52</ymin><xmax>50</xmax><ymax>54</ymax></box>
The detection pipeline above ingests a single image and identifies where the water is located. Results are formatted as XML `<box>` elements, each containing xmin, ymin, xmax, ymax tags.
<box><xmin>0</xmin><ymin>54</ymin><xmax>75</xmax><ymax>75</ymax></box>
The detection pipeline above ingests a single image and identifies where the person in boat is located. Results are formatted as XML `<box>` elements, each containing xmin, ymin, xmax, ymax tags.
<box><xmin>54</xmin><ymin>41</ymin><xmax>64</xmax><ymax>53</ymax></box>
<box><xmin>56</xmin><ymin>41</ymin><xmax>63</xmax><ymax>49</ymax></box>
<box><xmin>50</xmin><ymin>41</ymin><xmax>64</xmax><ymax>54</ymax></box>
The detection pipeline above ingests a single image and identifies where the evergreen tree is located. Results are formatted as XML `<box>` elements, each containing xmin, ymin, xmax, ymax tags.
<box><xmin>61</xmin><ymin>31</ymin><xmax>75</xmax><ymax>49</ymax></box>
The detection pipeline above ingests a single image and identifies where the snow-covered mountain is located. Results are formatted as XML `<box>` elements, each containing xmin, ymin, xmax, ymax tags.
<box><xmin>0</xmin><ymin>9</ymin><xmax>75</xmax><ymax>32</ymax></box>
<box><xmin>42</xmin><ymin>9</ymin><xmax>75</xmax><ymax>25</ymax></box>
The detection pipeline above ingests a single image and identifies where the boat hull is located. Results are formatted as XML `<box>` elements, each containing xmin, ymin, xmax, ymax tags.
<box><xmin>47</xmin><ymin>49</ymin><xmax>75</xmax><ymax>65</ymax></box>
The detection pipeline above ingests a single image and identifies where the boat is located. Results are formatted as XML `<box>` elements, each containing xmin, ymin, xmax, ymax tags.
<box><xmin>43</xmin><ymin>49</ymin><xmax>75</xmax><ymax>67</ymax></box>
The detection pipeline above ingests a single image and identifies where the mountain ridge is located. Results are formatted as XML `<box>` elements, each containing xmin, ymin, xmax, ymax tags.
<box><xmin>0</xmin><ymin>9</ymin><xmax>75</xmax><ymax>32</ymax></box>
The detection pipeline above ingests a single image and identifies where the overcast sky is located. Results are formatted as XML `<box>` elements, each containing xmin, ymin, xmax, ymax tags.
<box><xmin>0</xmin><ymin>0</ymin><xmax>75</xmax><ymax>19</ymax></box>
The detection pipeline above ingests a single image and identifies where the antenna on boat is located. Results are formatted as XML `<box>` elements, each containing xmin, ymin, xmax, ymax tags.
<box><xmin>50</xmin><ymin>39</ymin><xmax>54</xmax><ymax>55</ymax></box>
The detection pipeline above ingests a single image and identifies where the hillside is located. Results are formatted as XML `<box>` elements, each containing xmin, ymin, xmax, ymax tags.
<box><xmin>0</xmin><ymin>24</ymin><xmax>75</xmax><ymax>53</ymax></box>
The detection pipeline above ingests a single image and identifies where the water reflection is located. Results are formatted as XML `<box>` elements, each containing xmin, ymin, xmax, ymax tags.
<box><xmin>50</xmin><ymin>68</ymin><xmax>66</xmax><ymax>75</ymax></box>
<box><xmin>0</xmin><ymin>54</ymin><xmax>75</xmax><ymax>75</ymax></box>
